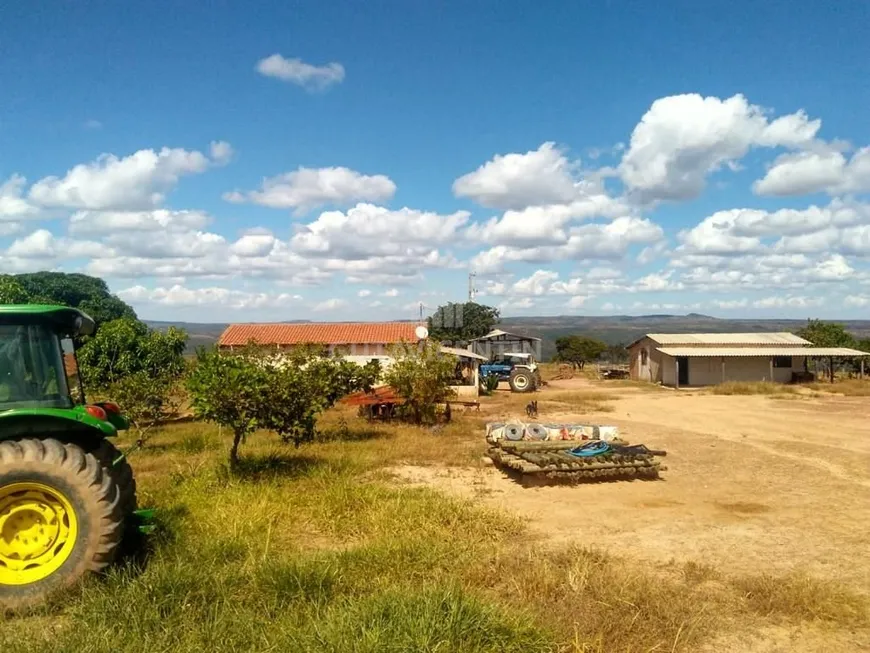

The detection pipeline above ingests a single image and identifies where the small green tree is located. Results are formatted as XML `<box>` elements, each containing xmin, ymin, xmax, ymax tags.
<box><xmin>106</xmin><ymin>370</ymin><xmax>184</xmax><ymax>443</ymax></box>
<box><xmin>385</xmin><ymin>339</ymin><xmax>456</xmax><ymax>424</ymax></box>
<box><xmin>796</xmin><ymin>319</ymin><xmax>857</xmax><ymax>383</ymax></box>
<box><xmin>427</xmin><ymin>301</ymin><xmax>500</xmax><ymax>344</ymax></box>
<box><xmin>187</xmin><ymin>346</ymin><xmax>380</xmax><ymax>465</ymax></box>
<box><xmin>0</xmin><ymin>276</ymin><xmax>30</xmax><ymax>304</ymax></box>
<box><xmin>259</xmin><ymin>352</ymin><xmax>380</xmax><ymax>446</ymax></box>
<box><xmin>186</xmin><ymin>348</ymin><xmax>270</xmax><ymax>467</ymax></box>
<box><xmin>77</xmin><ymin>318</ymin><xmax>187</xmax><ymax>387</ymax></box>
<box><xmin>78</xmin><ymin>318</ymin><xmax>188</xmax><ymax>436</ymax></box>
<box><xmin>554</xmin><ymin>335</ymin><xmax>608</xmax><ymax>370</ymax></box>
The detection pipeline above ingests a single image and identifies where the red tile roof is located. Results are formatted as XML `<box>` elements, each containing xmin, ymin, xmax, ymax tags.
<box><xmin>63</xmin><ymin>353</ymin><xmax>78</xmax><ymax>378</ymax></box>
<box><xmin>218</xmin><ymin>322</ymin><xmax>421</xmax><ymax>347</ymax></box>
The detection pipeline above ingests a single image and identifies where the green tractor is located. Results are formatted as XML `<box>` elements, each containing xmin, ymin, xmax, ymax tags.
<box><xmin>0</xmin><ymin>305</ymin><xmax>140</xmax><ymax>611</ymax></box>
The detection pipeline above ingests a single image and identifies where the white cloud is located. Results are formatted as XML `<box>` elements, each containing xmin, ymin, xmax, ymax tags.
<box><xmin>470</xmin><ymin>216</ymin><xmax>664</xmax><ymax>273</ymax></box>
<box><xmin>83</xmin><ymin>119</ymin><xmax>103</xmax><ymax>130</ymax></box>
<box><xmin>228</xmin><ymin>231</ymin><xmax>277</xmax><ymax>257</ymax></box>
<box><xmin>0</xmin><ymin>176</ymin><xmax>40</xmax><ymax>220</ymax></box>
<box><xmin>209</xmin><ymin>141</ymin><xmax>235</xmax><ymax>166</ymax></box>
<box><xmin>453</xmin><ymin>142</ymin><xmax>580</xmax><ymax>209</ymax></box>
<box><xmin>635</xmin><ymin>270</ymin><xmax>684</xmax><ymax>292</ymax></box>
<box><xmin>290</xmin><ymin>203</ymin><xmax>469</xmax><ymax>259</ymax></box>
<box><xmin>713</xmin><ymin>298</ymin><xmax>749</xmax><ymax>309</ymax></box>
<box><xmin>357</xmin><ymin>289</ymin><xmax>372</xmax><ymax>297</ymax></box>
<box><xmin>255</xmin><ymin>54</ymin><xmax>345</xmax><ymax>90</ymax></box>
<box><xmin>465</xmin><ymin>193</ymin><xmax>631</xmax><ymax>247</ymax></box>
<box><xmin>675</xmin><ymin>200</ymin><xmax>870</xmax><ymax>260</ymax></box>
<box><xmin>845</xmin><ymin>295</ymin><xmax>870</xmax><ymax>308</ymax></box>
<box><xmin>69</xmin><ymin>209</ymin><xmax>211</xmax><ymax>234</ymax></box>
<box><xmin>28</xmin><ymin>143</ymin><xmax>230</xmax><ymax>211</ymax></box>
<box><xmin>383</xmin><ymin>288</ymin><xmax>399</xmax><ymax>297</ymax></box>
<box><xmin>313</xmin><ymin>298</ymin><xmax>347</xmax><ymax>312</ymax></box>
<box><xmin>753</xmin><ymin>146</ymin><xmax>870</xmax><ymax>196</ymax></box>
<box><xmin>5</xmin><ymin>229</ymin><xmax>107</xmax><ymax>260</ymax></box>
<box><xmin>752</xmin><ymin>295</ymin><xmax>823</xmax><ymax>309</ymax></box>
<box><xmin>566</xmin><ymin>296</ymin><xmax>588</xmax><ymax>308</ymax></box>
<box><xmin>118</xmin><ymin>284</ymin><xmax>303</xmax><ymax>309</ymax></box>
<box><xmin>619</xmin><ymin>93</ymin><xmax>819</xmax><ymax>201</ymax></box>
<box><xmin>225</xmin><ymin>166</ymin><xmax>396</xmax><ymax>214</ymax></box>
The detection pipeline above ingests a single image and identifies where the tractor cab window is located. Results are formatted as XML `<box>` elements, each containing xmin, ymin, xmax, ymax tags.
<box><xmin>0</xmin><ymin>324</ymin><xmax>72</xmax><ymax>410</ymax></box>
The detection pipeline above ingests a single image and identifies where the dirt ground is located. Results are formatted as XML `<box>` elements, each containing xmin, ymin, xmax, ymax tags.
<box><xmin>391</xmin><ymin>378</ymin><xmax>870</xmax><ymax>602</ymax></box>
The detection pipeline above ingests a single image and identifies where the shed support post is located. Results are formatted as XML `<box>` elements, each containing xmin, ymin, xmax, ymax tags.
<box><xmin>861</xmin><ymin>358</ymin><xmax>865</xmax><ymax>380</ymax></box>
<box><xmin>721</xmin><ymin>357</ymin><xmax>725</xmax><ymax>383</ymax></box>
<box><xmin>675</xmin><ymin>359</ymin><xmax>680</xmax><ymax>390</ymax></box>
<box><xmin>769</xmin><ymin>358</ymin><xmax>774</xmax><ymax>382</ymax></box>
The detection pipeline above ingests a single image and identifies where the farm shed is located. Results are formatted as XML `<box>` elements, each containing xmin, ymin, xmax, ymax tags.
<box><xmin>470</xmin><ymin>329</ymin><xmax>541</xmax><ymax>359</ymax></box>
<box><xmin>628</xmin><ymin>333</ymin><xmax>870</xmax><ymax>388</ymax></box>
<box><xmin>442</xmin><ymin>346</ymin><xmax>487</xmax><ymax>398</ymax></box>
<box><xmin>218</xmin><ymin>322</ymin><xmax>422</xmax><ymax>357</ymax></box>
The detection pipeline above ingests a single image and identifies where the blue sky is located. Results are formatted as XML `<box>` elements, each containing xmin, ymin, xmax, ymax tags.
<box><xmin>2</xmin><ymin>1</ymin><xmax>869</xmax><ymax>322</ymax></box>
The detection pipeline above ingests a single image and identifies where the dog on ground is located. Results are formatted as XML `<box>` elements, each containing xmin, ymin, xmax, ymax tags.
<box><xmin>525</xmin><ymin>400</ymin><xmax>538</xmax><ymax>419</ymax></box>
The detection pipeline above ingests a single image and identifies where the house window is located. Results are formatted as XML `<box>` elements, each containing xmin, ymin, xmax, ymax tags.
<box><xmin>773</xmin><ymin>356</ymin><xmax>792</xmax><ymax>368</ymax></box>
<box><xmin>640</xmin><ymin>349</ymin><xmax>648</xmax><ymax>365</ymax></box>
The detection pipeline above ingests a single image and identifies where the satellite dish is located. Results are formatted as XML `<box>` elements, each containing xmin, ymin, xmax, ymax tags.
<box><xmin>415</xmin><ymin>325</ymin><xmax>429</xmax><ymax>340</ymax></box>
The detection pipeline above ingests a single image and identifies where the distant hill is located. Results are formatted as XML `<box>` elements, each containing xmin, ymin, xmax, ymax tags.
<box><xmin>146</xmin><ymin>315</ymin><xmax>870</xmax><ymax>360</ymax></box>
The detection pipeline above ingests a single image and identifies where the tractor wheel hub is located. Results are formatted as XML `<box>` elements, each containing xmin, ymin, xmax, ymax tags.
<box><xmin>0</xmin><ymin>483</ymin><xmax>77</xmax><ymax>585</ymax></box>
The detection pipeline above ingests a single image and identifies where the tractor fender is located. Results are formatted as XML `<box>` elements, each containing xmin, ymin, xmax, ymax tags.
<box><xmin>0</xmin><ymin>407</ymin><xmax>117</xmax><ymax>442</ymax></box>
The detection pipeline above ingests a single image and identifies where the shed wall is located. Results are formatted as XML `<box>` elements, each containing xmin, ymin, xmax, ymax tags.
<box><xmin>659</xmin><ymin>355</ymin><xmax>808</xmax><ymax>387</ymax></box>
<box><xmin>629</xmin><ymin>338</ymin><xmax>662</xmax><ymax>382</ymax></box>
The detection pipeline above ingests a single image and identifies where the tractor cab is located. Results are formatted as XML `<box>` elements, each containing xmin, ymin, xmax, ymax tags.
<box><xmin>0</xmin><ymin>307</ymin><xmax>90</xmax><ymax>411</ymax></box>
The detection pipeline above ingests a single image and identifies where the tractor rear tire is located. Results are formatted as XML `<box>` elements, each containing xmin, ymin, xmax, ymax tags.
<box><xmin>509</xmin><ymin>369</ymin><xmax>534</xmax><ymax>393</ymax></box>
<box><xmin>89</xmin><ymin>440</ymin><xmax>137</xmax><ymax>518</ymax></box>
<box><xmin>0</xmin><ymin>438</ymin><xmax>123</xmax><ymax>613</ymax></box>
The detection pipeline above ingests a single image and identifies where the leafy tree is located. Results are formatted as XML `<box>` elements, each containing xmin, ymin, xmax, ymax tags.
<box><xmin>0</xmin><ymin>276</ymin><xmax>30</xmax><ymax>304</ymax></box>
<box><xmin>258</xmin><ymin>351</ymin><xmax>380</xmax><ymax>446</ymax></box>
<box><xmin>427</xmin><ymin>302</ymin><xmax>500</xmax><ymax>344</ymax></box>
<box><xmin>13</xmin><ymin>272</ymin><xmax>136</xmax><ymax>326</ymax></box>
<box><xmin>554</xmin><ymin>335</ymin><xmax>608</xmax><ymax>370</ymax></box>
<box><xmin>385</xmin><ymin>339</ymin><xmax>457</xmax><ymax>424</ymax></box>
<box><xmin>796</xmin><ymin>319</ymin><xmax>857</xmax><ymax>383</ymax></box>
<box><xmin>77</xmin><ymin>318</ymin><xmax>187</xmax><ymax>387</ymax></box>
<box><xmin>105</xmin><ymin>371</ymin><xmax>185</xmax><ymax>444</ymax></box>
<box><xmin>187</xmin><ymin>347</ymin><xmax>379</xmax><ymax>466</ymax></box>
<box><xmin>605</xmin><ymin>343</ymin><xmax>629</xmax><ymax>365</ymax></box>
<box><xmin>186</xmin><ymin>348</ymin><xmax>271</xmax><ymax>467</ymax></box>
<box><xmin>77</xmin><ymin>318</ymin><xmax>188</xmax><ymax>439</ymax></box>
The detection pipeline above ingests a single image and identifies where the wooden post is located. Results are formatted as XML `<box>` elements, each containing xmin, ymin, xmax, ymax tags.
<box><xmin>721</xmin><ymin>357</ymin><xmax>725</xmax><ymax>383</ymax></box>
<box><xmin>769</xmin><ymin>357</ymin><xmax>774</xmax><ymax>382</ymax></box>
<box><xmin>861</xmin><ymin>358</ymin><xmax>865</xmax><ymax>380</ymax></box>
<box><xmin>675</xmin><ymin>358</ymin><xmax>680</xmax><ymax>389</ymax></box>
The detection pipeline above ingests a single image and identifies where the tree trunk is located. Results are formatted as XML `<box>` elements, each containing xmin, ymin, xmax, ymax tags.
<box><xmin>230</xmin><ymin>429</ymin><xmax>243</xmax><ymax>468</ymax></box>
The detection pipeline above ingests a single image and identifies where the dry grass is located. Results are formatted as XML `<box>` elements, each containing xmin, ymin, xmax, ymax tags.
<box><xmin>807</xmin><ymin>379</ymin><xmax>870</xmax><ymax>396</ymax></box>
<box><xmin>731</xmin><ymin>573</ymin><xmax>869</xmax><ymax>625</ymax></box>
<box><xmin>707</xmin><ymin>381</ymin><xmax>801</xmax><ymax>396</ymax></box>
<box><xmin>2</xmin><ymin>406</ymin><xmax>868</xmax><ymax>652</ymax></box>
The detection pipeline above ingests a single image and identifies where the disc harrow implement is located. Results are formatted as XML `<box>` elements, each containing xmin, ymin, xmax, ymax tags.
<box><xmin>485</xmin><ymin>422</ymin><xmax>667</xmax><ymax>484</ymax></box>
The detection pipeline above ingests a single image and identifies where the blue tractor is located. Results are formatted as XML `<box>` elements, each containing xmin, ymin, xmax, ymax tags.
<box><xmin>479</xmin><ymin>352</ymin><xmax>540</xmax><ymax>393</ymax></box>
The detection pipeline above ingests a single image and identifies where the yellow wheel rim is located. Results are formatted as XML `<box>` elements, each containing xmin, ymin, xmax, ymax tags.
<box><xmin>0</xmin><ymin>482</ymin><xmax>78</xmax><ymax>586</ymax></box>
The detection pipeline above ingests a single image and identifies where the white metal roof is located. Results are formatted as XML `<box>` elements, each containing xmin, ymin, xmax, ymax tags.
<box><xmin>440</xmin><ymin>346</ymin><xmax>488</xmax><ymax>361</ymax></box>
<box><xmin>656</xmin><ymin>346</ymin><xmax>870</xmax><ymax>358</ymax></box>
<box><xmin>472</xmin><ymin>329</ymin><xmax>542</xmax><ymax>341</ymax></box>
<box><xmin>644</xmin><ymin>332</ymin><xmax>810</xmax><ymax>346</ymax></box>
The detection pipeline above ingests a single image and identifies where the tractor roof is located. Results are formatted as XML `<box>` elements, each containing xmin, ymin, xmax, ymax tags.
<box><xmin>0</xmin><ymin>304</ymin><xmax>95</xmax><ymax>336</ymax></box>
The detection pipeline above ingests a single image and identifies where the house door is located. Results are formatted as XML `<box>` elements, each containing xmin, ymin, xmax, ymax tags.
<box><xmin>677</xmin><ymin>357</ymin><xmax>689</xmax><ymax>386</ymax></box>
